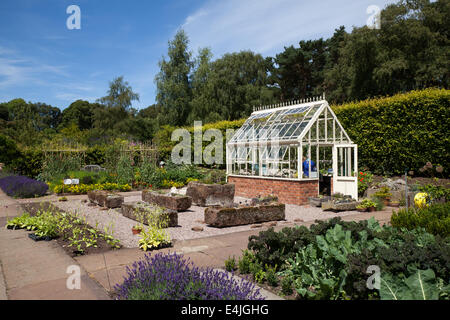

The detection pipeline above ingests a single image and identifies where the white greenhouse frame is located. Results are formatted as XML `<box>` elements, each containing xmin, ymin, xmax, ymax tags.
<box><xmin>226</xmin><ymin>95</ymin><xmax>359</xmax><ymax>199</ymax></box>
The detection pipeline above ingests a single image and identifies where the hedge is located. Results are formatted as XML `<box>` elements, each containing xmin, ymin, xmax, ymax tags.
<box><xmin>155</xmin><ymin>88</ymin><xmax>449</xmax><ymax>175</ymax></box>
<box><xmin>332</xmin><ymin>88</ymin><xmax>450</xmax><ymax>176</ymax></box>
<box><xmin>9</xmin><ymin>148</ymin><xmax>44</xmax><ymax>179</ymax></box>
<box><xmin>154</xmin><ymin>119</ymin><xmax>245</xmax><ymax>165</ymax></box>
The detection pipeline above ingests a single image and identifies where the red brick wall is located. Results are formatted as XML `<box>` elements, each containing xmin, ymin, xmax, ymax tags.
<box><xmin>228</xmin><ymin>176</ymin><xmax>319</xmax><ymax>206</ymax></box>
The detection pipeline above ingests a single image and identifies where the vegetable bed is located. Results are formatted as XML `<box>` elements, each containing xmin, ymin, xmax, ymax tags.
<box><xmin>227</xmin><ymin>216</ymin><xmax>450</xmax><ymax>300</ymax></box>
<box><xmin>7</xmin><ymin>202</ymin><xmax>122</xmax><ymax>257</ymax></box>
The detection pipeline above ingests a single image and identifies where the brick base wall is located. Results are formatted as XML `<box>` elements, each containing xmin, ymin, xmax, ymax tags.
<box><xmin>228</xmin><ymin>176</ymin><xmax>319</xmax><ymax>206</ymax></box>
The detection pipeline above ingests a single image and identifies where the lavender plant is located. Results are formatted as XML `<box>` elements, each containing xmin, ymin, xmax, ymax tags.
<box><xmin>114</xmin><ymin>252</ymin><xmax>264</xmax><ymax>300</ymax></box>
<box><xmin>0</xmin><ymin>175</ymin><xmax>48</xmax><ymax>198</ymax></box>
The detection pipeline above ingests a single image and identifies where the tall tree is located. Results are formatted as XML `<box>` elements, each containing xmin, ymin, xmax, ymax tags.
<box><xmin>187</xmin><ymin>50</ymin><xmax>276</xmax><ymax>122</ymax></box>
<box><xmin>155</xmin><ymin>29</ymin><xmax>193</xmax><ymax>126</ymax></box>
<box><xmin>272</xmin><ymin>39</ymin><xmax>328</xmax><ymax>101</ymax></box>
<box><xmin>60</xmin><ymin>100</ymin><xmax>103</xmax><ymax>131</ymax></box>
<box><xmin>94</xmin><ymin>76</ymin><xmax>139</xmax><ymax>135</ymax></box>
<box><xmin>188</xmin><ymin>47</ymin><xmax>215</xmax><ymax>124</ymax></box>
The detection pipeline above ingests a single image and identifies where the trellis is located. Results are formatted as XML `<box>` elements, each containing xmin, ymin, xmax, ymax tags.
<box><xmin>42</xmin><ymin>141</ymin><xmax>158</xmax><ymax>167</ymax></box>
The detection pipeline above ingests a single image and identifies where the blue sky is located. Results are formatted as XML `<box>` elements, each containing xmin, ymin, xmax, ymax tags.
<box><xmin>0</xmin><ymin>0</ymin><xmax>396</xmax><ymax>110</ymax></box>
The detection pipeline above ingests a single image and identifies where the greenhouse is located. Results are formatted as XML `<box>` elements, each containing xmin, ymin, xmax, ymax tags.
<box><xmin>226</xmin><ymin>95</ymin><xmax>358</xmax><ymax>204</ymax></box>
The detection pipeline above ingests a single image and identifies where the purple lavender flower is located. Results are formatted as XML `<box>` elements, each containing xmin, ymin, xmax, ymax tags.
<box><xmin>114</xmin><ymin>252</ymin><xmax>264</xmax><ymax>300</ymax></box>
<box><xmin>0</xmin><ymin>175</ymin><xmax>48</xmax><ymax>198</ymax></box>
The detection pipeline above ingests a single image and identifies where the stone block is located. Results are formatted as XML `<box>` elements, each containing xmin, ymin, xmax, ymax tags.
<box><xmin>186</xmin><ymin>182</ymin><xmax>235</xmax><ymax>207</ymax></box>
<box><xmin>87</xmin><ymin>190</ymin><xmax>124</xmax><ymax>208</ymax></box>
<box><xmin>142</xmin><ymin>190</ymin><xmax>192</xmax><ymax>211</ymax></box>
<box><xmin>321</xmin><ymin>200</ymin><xmax>360</xmax><ymax>211</ymax></box>
<box><xmin>204</xmin><ymin>203</ymin><xmax>285</xmax><ymax>228</ymax></box>
<box><xmin>121</xmin><ymin>201</ymin><xmax>177</xmax><ymax>227</ymax></box>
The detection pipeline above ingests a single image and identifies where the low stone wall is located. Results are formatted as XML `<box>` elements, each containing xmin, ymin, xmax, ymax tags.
<box><xmin>186</xmin><ymin>182</ymin><xmax>235</xmax><ymax>207</ymax></box>
<box><xmin>204</xmin><ymin>203</ymin><xmax>285</xmax><ymax>228</ymax></box>
<box><xmin>87</xmin><ymin>190</ymin><xmax>124</xmax><ymax>208</ymax></box>
<box><xmin>142</xmin><ymin>190</ymin><xmax>192</xmax><ymax>211</ymax></box>
<box><xmin>228</xmin><ymin>176</ymin><xmax>318</xmax><ymax>206</ymax></box>
<box><xmin>121</xmin><ymin>201</ymin><xmax>178</xmax><ymax>227</ymax></box>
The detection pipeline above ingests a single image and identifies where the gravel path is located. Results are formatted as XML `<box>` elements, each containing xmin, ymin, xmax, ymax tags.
<box><xmin>38</xmin><ymin>192</ymin><xmax>363</xmax><ymax>248</ymax></box>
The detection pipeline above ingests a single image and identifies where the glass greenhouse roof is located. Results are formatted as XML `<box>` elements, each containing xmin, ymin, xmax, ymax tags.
<box><xmin>229</xmin><ymin>101</ymin><xmax>325</xmax><ymax>144</ymax></box>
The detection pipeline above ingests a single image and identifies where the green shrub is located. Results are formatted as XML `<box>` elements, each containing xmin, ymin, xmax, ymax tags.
<box><xmin>417</xmin><ymin>184</ymin><xmax>450</xmax><ymax>203</ymax></box>
<box><xmin>10</xmin><ymin>148</ymin><xmax>43</xmax><ymax>178</ymax></box>
<box><xmin>371</xmin><ymin>197</ymin><xmax>385</xmax><ymax>211</ymax></box>
<box><xmin>265</xmin><ymin>265</ymin><xmax>279</xmax><ymax>287</ymax></box>
<box><xmin>280</xmin><ymin>276</ymin><xmax>293</xmax><ymax>296</ymax></box>
<box><xmin>224</xmin><ymin>256</ymin><xmax>237</xmax><ymax>272</ymax></box>
<box><xmin>0</xmin><ymin>134</ymin><xmax>20</xmax><ymax>166</ymax></box>
<box><xmin>391</xmin><ymin>202</ymin><xmax>450</xmax><ymax>237</ymax></box>
<box><xmin>237</xmin><ymin>250</ymin><xmax>254</xmax><ymax>274</ymax></box>
<box><xmin>85</xmin><ymin>146</ymin><xmax>106</xmax><ymax>166</ymax></box>
<box><xmin>333</xmin><ymin>88</ymin><xmax>450</xmax><ymax>176</ymax></box>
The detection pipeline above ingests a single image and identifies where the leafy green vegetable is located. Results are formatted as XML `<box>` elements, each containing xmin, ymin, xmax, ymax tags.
<box><xmin>380</xmin><ymin>268</ymin><xmax>445</xmax><ymax>300</ymax></box>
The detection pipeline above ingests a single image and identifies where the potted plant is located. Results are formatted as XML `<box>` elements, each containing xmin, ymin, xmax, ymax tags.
<box><xmin>356</xmin><ymin>204</ymin><xmax>367</xmax><ymax>212</ymax></box>
<box><xmin>374</xmin><ymin>186</ymin><xmax>392</xmax><ymax>206</ymax></box>
<box><xmin>358</xmin><ymin>199</ymin><xmax>377</xmax><ymax>212</ymax></box>
<box><xmin>390</xmin><ymin>200</ymin><xmax>400</xmax><ymax>207</ymax></box>
<box><xmin>132</xmin><ymin>224</ymin><xmax>143</xmax><ymax>235</ymax></box>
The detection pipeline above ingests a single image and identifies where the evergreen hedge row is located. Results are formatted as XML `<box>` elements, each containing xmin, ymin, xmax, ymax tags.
<box><xmin>332</xmin><ymin>88</ymin><xmax>450</xmax><ymax>176</ymax></box>
<box><xmin>157</xmin><ymin>88</ymin><xmax>449</xmax><ymax>176</ymax></box>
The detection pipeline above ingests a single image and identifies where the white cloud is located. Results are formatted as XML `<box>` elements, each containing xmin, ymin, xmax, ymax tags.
<box><xmin>0</xmin><ymin>46</ymin><xmax>69</xmax><ymax>88</ymax></box>
<box><xmin>54</xmin><ymin>92</ymin><xmax>98</xmax><ymax>102</ymax></box>
<box><xmin>181</xmin><ymin>0</ymin><xmax>397</xmax><ymax>57</ymax></box>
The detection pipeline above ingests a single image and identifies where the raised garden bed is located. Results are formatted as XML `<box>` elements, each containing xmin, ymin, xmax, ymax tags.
<box><xmin>18</xmin><ymin>202</ymin><xmax>121</xmax><ymax>257</ymax></box>
<box><xmin>88</xmin><ymin>190</ymin><xmax>124</xmax><ymax>208</ymax></box>
<box><xmin>205</xmin><ymin>203</ymin><xmax>285</xmax><ymax>228</ymax></box>
<box><xmin>142</xmin><ymin>190</ymin><xmax>192</xmax><ymax>212</ymax></box>
<box><xmin>121</xmin><ymin>201</ymin><xmax>178</xmax><ymax>227</ymax></box>
<box><xmin>186</xmin><ymin>181</ymin><xmax>235</xmax><ymax>207</ymax></box>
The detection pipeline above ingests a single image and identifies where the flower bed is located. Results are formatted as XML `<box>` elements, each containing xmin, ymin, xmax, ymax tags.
<box><xmin>0</xmin><ymin>175</ymin><xmax>48</xmax><ymax>198</ymax></box>
<box><xmin>51</xmin><ymin>182</ymin><xmax>131</xmax><ymax>194</ymax></box>
<box><xmin>114</xmin><ymin>252</ymin><xmax>264</xmax><ymax>300</ymax></box>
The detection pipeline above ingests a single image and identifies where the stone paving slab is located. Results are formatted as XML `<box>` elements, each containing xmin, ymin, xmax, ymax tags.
<box><xmin>0</xmin><ymin>191</ymin><xmax>111</xmax><ymax>300</ymax></box>
<box><xmin>7</xmin><ymin>274</ymin><xmax>109</xmax><ymax>300</ymax></box>
<box><xmin>0</xmin><ymin>262</ymin><xmax>7</xmax><ymax>300</ymax></box>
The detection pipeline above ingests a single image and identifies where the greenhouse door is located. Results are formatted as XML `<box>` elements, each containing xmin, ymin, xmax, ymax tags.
<box><xmin>332</xmin><ymin>144</ymin><xmax>358</xmax><ymax>200</ymax></box>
